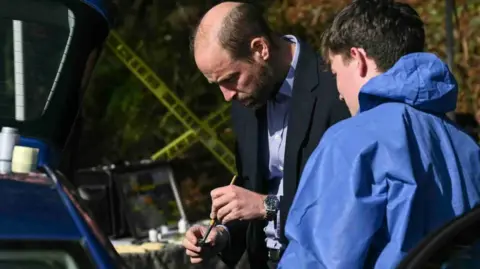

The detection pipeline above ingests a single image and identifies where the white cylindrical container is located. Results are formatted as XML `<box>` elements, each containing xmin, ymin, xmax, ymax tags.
<box><xmin>178</xmin><ymin>218</ymin><xmax>188</xmax><ymax>234</ymax></box>
<box><xmin>0</xmin><ymin>127</ymin><xmax>19</xmax><ymax>174</ymax></box>
<box><xmin>160</xmin><ymin>225</ymin><xmax>169</xmax><ymax>235</ymax></box>
<box><xmin>148</xmin><ymin>229</ymin><xmax>158</xmax><ymax>243</ymax></box>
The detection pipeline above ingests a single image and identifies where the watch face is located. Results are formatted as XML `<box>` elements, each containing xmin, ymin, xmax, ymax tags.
<box><xmin>266</xmin><ymin>196</ymin><xmax>279</xmax><ymax>210</ymax></box>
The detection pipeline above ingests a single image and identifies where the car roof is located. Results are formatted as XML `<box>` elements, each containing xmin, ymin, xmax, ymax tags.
<box><xmin>81</xmin><ymin>0</ymin><xmax>113</xmax><ymax>26</ymax></box>
<box><xmin>0</xmin><ymin>178</ymin><xmax>82</xmax><ymax>240</ymax></box>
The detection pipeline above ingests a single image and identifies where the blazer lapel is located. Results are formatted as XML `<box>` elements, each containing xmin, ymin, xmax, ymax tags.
<box><xmin>281</xmin><ymin>40</ymin><xmax>320</xmax><ymax>243</ymax></box>
<box><xmin>284</xmin><ymin>40</ymin><xmax>319</xmax><ymax>186</ymax></box>
<box><xmin>242</xmin><ymin>105</ymin><xmax>268</xmax><ymax>193</ymax></box>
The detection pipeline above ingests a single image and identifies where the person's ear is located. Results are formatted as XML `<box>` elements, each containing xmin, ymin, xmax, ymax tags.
<box><xmin>250</xmin><ymin>37</ymin><xmax>269</xmax><ymax>62</ymax></box>
<box><xmin>350</xmin><ymin>47</ymin><xmax>368</xmax><ymax>78</ymax></box>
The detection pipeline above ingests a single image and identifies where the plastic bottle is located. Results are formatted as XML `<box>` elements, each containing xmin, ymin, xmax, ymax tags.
<box><xmin>0</xmin><ymin>127</ymin><xmax>19</xmax><ymax>174</ymax></box>
<box><xmin>148</xmin><ymin>229</ymin><xmax>158</xmax><ymax>243</ymax></box>
<box><xmin>178</xmin><ymin>218</ymin><xmax>188</xmax><ymax>234</ymax></box>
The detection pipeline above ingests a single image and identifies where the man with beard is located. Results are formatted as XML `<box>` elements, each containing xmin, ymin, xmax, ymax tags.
<box><xmin>181</xmin><ymin>1</ymin><xmax>350</xmax><ymax>269</ymax></box>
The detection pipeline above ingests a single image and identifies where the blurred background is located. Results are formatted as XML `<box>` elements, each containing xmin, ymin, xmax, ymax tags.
<box><xmin>73</xmin><ymin>0</ymin><xmax>480</xmax><ymax>227</ymax></box>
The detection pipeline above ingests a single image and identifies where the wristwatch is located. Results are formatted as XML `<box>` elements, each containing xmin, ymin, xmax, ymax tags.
<box><xmin>264</xmin><ymin>195</ymin><xmax>280</xmax><ymax>221</ymax></box>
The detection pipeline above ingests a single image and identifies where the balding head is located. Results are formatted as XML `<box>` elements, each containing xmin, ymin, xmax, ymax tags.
<box><xmin>193</xmin><ymin>2</ymin><xmax>241</xmax><ymax>49</ymax></box>
<box><xmin>192</xmin><ymin>1</ymin><xmax>275</xmax><ymax>60</ymax></box>
<box><xmin>191</xmin><ymin>2</ymin><xmax>279</xmax><ymax>109</ymax></box>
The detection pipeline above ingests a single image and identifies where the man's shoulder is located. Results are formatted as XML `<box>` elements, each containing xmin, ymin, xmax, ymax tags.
<box><xmin>295</xmin><ymin>37</ymin><xmax>328</xmax><ymax>65</ymax></box>
<box><xmin>294</xmin><ymin>39</ymin><xmax>338</xmax><ymax>98</ymax></box>
<box><xmin>294</xmin><ymin>37</ymin><xmax>323</xmax><ymax>58</ymax></box>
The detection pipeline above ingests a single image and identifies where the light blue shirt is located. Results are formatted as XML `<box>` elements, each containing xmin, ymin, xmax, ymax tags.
<box><xmin>264</xmin><ymin>34</ymin><xmax>300</xmax><ymax>250</ymax></box>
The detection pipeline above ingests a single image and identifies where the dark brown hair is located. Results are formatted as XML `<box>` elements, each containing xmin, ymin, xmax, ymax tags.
<box><xmin>321</xmin><ymin>0</ymin><xmax>425</xmax><ymax>71</ymax></box>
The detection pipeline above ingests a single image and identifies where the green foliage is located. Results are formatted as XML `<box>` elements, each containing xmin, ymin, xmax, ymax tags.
<box><xmin>79</xmin><ymin>0</ymin><xmax>229</xmax><ymax>167</ymax></box>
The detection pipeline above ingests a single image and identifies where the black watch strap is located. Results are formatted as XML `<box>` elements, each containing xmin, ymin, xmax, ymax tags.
<box><xmin>266</xmin><ymin>209</ymin><xmax>276</xmax><ymax>221</ymax></box>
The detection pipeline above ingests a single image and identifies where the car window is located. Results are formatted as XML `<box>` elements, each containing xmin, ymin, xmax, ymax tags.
<box><xmin>0</xmin><ymin>240</ymin><xmax>95</xmax><ymax>269</ymax></box>
<box><xmin>438</xmin><ymin>243</ymin><xmax>480</xmax><ymax>268</ymax></box>
<box><xmin>415</xmin><ymin>241</ymin><xmax>480</xmax><ymax>269</ymax></box>
<box><xmin>0</xmin><ymin>0</ymin><xmax>74</xmax><ymax>121</ymax></box>
<box><xmin>0</xmin><ymin>250</ymin><xmax>78</xmax><ymax>269</ymax></box>
<box><xmin>398</xmin><ymin>206</ymin><xmax>480</xmax><ymax>269</ymax></box>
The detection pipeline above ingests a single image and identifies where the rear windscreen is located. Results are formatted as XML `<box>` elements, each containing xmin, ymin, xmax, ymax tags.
<box><xmin>0</xmin><ymin>0</ymin><xmax>74</xmax><ymax>121</ymax></box>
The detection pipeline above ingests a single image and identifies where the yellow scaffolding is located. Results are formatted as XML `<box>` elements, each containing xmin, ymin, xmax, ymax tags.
<box><xmin>150</xmin><ymin>103</ymin><xmax>231</xmax><ymax>160</ymax></box>
<box><xmin>105</xmin><ymin>31</ymin><xmax>235</xmax><ymax>174</ymax></box>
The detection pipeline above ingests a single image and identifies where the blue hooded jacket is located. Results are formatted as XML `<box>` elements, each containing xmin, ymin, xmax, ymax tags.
<box><xmin>278</xmin><ymin>53</ymin><xmax>480</xmax><ymax>269</ymax></box>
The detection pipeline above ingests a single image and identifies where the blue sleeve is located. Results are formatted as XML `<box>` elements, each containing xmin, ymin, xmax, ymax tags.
<box><xmin>278</xmin><ymin>140</ymin><xmax>389</xmax><ymax>269</ymax></box>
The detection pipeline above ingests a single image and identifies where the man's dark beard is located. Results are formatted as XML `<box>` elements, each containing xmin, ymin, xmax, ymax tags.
<box><xmin>247</xmin><ymin>63</ymin><xmax>278</xmax><ymax>109</ymax></box>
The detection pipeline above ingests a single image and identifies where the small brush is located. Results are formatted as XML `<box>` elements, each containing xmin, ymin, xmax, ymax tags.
<box><xmin>198</xmin><ymin>175</ymin><xmax>237</xmax><ymax>247</ymax></box>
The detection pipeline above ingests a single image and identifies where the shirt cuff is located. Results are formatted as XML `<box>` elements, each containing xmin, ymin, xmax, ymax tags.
<box><xmin>215</xmin><ymin>224</ymin><xmax>230</xmax><ymax>249</ymax></box>
<box><xmin>216</xmin><ymin>224</ymin><xmax>230</xmax><ymax>239</ymax></box>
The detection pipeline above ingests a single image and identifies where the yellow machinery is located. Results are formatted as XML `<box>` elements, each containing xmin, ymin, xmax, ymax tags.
<box><xmin>105</xmin><ymin>31</ymin><xmax>236</xmax><ymax>174</ymax></box>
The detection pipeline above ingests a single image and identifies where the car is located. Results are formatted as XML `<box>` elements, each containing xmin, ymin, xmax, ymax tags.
<box><xmin>0</xmin><ymin>167</ymin><xmax>127</xmax><ymax>268</ymax></box>
<box><xmin>0</xmin><ymin>0</ymin><xmax>125</xmax><ymax>267</ymax></box>
<box><xmin>398</xmin><ymin>204</ymin><xmax>480</xmax><ymax>269</ymax></box>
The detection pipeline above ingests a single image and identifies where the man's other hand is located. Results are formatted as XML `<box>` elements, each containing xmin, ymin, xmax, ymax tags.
<box><xmin>210</xmin><ymin>185</ymin><xmax>267</xmax><ymax>223</ymax></box>
<box><xmin>182</xmin><ymin>225</ymin><xmax>228</xmax><ymax>264</ymax></box>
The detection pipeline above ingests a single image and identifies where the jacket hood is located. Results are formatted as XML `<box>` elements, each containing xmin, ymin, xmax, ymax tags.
<box><xmin>359</xmin><ymin>52</ymin><xmax>458</xmax><ymax>114</ymax></box>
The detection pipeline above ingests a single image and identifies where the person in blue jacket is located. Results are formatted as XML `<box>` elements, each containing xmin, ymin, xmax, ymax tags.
<box><xmin>278</xmin><ymin>0</ymin><xmax>480</xmax><ymax>268</ymax></box>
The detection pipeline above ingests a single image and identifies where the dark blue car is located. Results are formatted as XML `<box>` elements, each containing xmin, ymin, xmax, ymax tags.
<box><xmin>0</xmin><ymin>0</ymin><xmax>125</xmax><ymax>267</ymax></box>
<box><xmin>0</xmin><ymin>168</ymin><xmax>125</xmax><ymax>268</ymax></box>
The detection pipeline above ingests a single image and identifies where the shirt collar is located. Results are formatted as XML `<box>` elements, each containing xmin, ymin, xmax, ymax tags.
<box><xmin>276</xmin><ymin>35</ymin><xmax>300</xmax><ymax>100</ymax></box>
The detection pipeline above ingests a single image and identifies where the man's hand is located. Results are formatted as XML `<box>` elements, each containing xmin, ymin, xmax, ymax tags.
<box><xmin>182</xmin><ymin>225</ymin><xmax>228</xmax><ymax>264</ymax></box>
<box><xmin>210</xmin><ymin>185</ymin><xmax>267</xmax><ymax>224</ymax></box>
